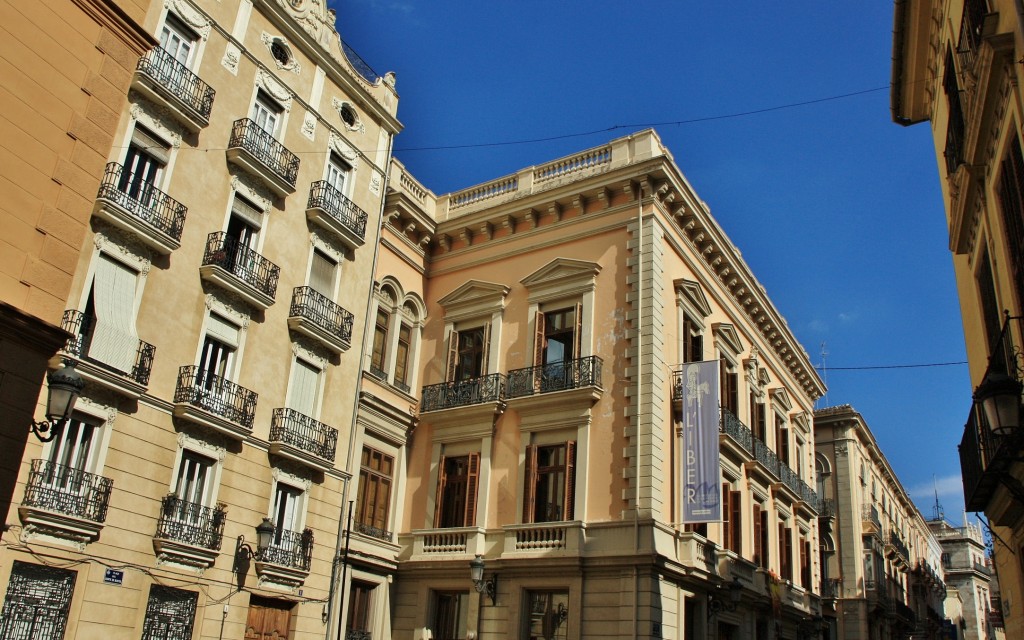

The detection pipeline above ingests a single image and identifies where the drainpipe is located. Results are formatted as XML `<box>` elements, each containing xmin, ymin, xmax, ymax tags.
<box><xmin>633</xmin><ymin>179</ymin><xmax>644</xmax><ymax>640</ymax></box>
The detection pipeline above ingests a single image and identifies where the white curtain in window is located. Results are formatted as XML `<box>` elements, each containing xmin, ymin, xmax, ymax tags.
<box><xmin>205</xmin><ymin>314</ymin><xmax>239</xmax><ymax>348</ymax></box>
<box><xmin>288</xmin><ymin>359</ymin><xmax>319</xmax><ymax>417</ymax></box>
<box><xmin>309</xmin><ymin>250</ymin><xmax>335</xmax><ymax>297</ymax></box>
<box><xmin>88</xmin><ymin>254</ymin><xmax>139</xmax><ymax>372</ymax></box>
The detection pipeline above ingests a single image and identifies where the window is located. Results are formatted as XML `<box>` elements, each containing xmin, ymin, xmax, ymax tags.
<box><xmin>776</xmin><ymin>415</ymin><xmax>790</xmax><ymax>466</ymax></box>
<box><xmin>523</xmin><ymin>591</ymin><xmax>569</xmax><ymax>640</ymax></box>
<box><xmin>271</xmin><ymin>482</ymin><xmax>303</xmax><ymax>540</ymax></box>
<box><xmin>996</xmin><ymin>136</ymin><xmax>1024</xmax><ymax>324</ymax></box>
<box><xmin>120</xmin><ymin>125</ymin><xmax>169</xmax><ymax>204</ymax></box>
<box><xmin>447</xmin><ymin>325</ymin><xmax>489</xmax><ymax>382</ymax></box>
<box><xmin>252</xmin><ymin>91</ymin><xmax>282</xmax><ymax>137</ymax></box>
<box><xmin>943</xmin><ymin>49</ymin><xmax>966</xmax><ymax>174</ymax></box>
<box><xmin>326</xmin><ymin>153</ymin><xmax>351</xmax><ymax>195</ymax></box>
<box><xmin>0</xmin><ymin>561</ymin><xmax>77</xmax><ymax>640</ymax></box>
<box><xmin>221</xmin><ymin>194</ymin><xmax>264</xmax><ymax>280</ymax></box>
<box><xmin>752</xmin><ymin>501</ymin><xmax>769</xmax><ymax>569</ymax></box>
<box><xmin>779</xmin><ymin>523</ymin><xmax>793</xmax><ymax>582</ymax></box>
<box><xmin>160</xmin><ymin>14</ymin><xmax>197</xmax><ymax>67</ymax></box>
<box><xmin>431</xmin><ymin>591</ymin><xmax>468</xmax><ymax>640</ymax></box>
<box><xmin>308</xmin><ymin>249</ymin><xmax>337</xmax><ymax>299</ymax></box>
<box><xmin>749</xmin><ymin>392</ymin><xmax>765</xmax><ymax>441</ymax></box>
<box><xmin>523</xmin><ymin>442</ymin><xmax>575</xmax><ymax>523</ymax></box>
<box><xmin>175</xmin><ymin>451</ymin><xmax>215</xmax><ymax>507</ymax></box>
<box><xmin>719</xmin><ymin>358</ymin><xmax>738</xmax><ymax>415</ymax></box>
<box><xmin>199</xmin><ymin>313</ymin><xmax>238</xmax><ymax>387</ymax></box>
<box><xmin>535</xmin><ymin>305</ymin><xmax>580</xmax><ymax>366</ymax></box>
<box><xmin>682</xmin><ymin>314</ymin><xmax>703</xmax><ymax>363</ymax></box>
<box><xmin>339</xmin><ymin>104</ymin><xmax>358</xmax><ymax>129</ymax></box>
<box><xmin>270</xmin><ymin>39</ymin><xmax>290</xmax><ymax>66</ymax></box>
<box><xmin>370</xmin><ymin>308</ymin><xmax>389</xmax><ymax>377</ymax></box>
<box><xmin>46</xmin><ymin>416</ymin><xmax>99</xmax><ymax>479</ymax></box>
<box><xmin>84</xmin><ymin>253</ymin><xmax>140</xmax><ymax>373</ymax></box>
<box><xmin>721</xmin><ymin>483</ymin><xmax>741</xmax><ymax>553</ymax></box>
<box><xmin>141</xmin><ymin>585</ymin><xmax>198</xmax><ymax>640</ymax></box>
<box><xmin>941</xmin><ymin>552</ymin><xmax>952</xmax><ymax>569</ymax></box>
<box><xmin>434</xmin><ymin>453</ymin><xmax>479</xmax><ymax>528</ymax></box>
<box><xmin>287</xmin><ymin>358</ymin><xmax>321</xmax><ymax>418</ymax></box>
<box><xmin>394</xmin><ymin>322</ymin><xmax>412</xmax><ymax>388</ymax></box>
<box><xmin>245</xmin><ymin>597</ymin><xmax>293</xmax><ymax>640</ymax></box>
<box><xmin>347</xmin><ymin>581</ymin><xmax>374</xmax><ymax>637</ymax></box>
<box><xmin>356</xmin><ymin>446</ymin><xmax>394</xmax><ymax>538</ymax></box>
<box><xmin>800</xmin><ymin>535</ymin><xmax>812</xmax><ymax>588</ymax></box>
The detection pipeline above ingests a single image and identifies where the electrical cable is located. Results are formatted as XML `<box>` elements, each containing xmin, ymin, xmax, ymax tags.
<box><xmin>816</xmin><ymin>361</ymin><xmax>967</xmax><ymax>371</ymax></box>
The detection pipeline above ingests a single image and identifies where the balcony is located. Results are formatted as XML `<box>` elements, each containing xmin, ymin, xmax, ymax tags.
<box><xmin>886</xmin><ymin>529</ymin><xmax>910</xmax><ymax>570</ymax></box>
<box><xmin>819</xmin><ymin>498</ymin><xmax>836</xmax><ymax>519</ymax></box>
<box><xmin>199</xmin><ymin>232</ymin><xmax>280</xmax><ymax>309</ymax></box>
<box><xmin>750</xmin><ymin>437</ymin><xmax>780</xmax><ymax>480</ymax></box>
<box><xmin>153</xmin><ymin>495</ymin><xmax>226</xmax><ymax>569</ymax></box>
<box><xmin>226</xmin><ymin>118</ymin><xmax>299</xmax><ymax>197</ymax></box>
<box><xmin>172</xmin><ymin>365</ymin><xmax>258</xmax><ymax>439</ymax></box>
<box><xmin>405</xmin><ymin>527</ymin><xmax>485</xmax><ymax>561</ymax></box>
<box><xmin>305</xmin><ymin>181</ymin><xmax>368</xmax><ymax>251</ymax></box>
<box><xmin>93</xmin><ymin>162</ymin><xmax>187</xmax><ymax>254</ymax></box>
<box><xmin>507</xmin><ymin>356</ymin><xmax>603</xmax><ymax>399</ymax></box>
<box><xmin>19</xmin><ymin>459</ymin><xmax>112</xmax><ymax>544</ymax></box>
<box><xmin>959</xmin><ymin>316</ymin><xmax>1024</xmax><ymax>522</ymax></box>
<box><xmin>820</xmin><ymin>577</ymin><xmax>841</xmax><ymax>601</ymax></box>
<box><xmin>286</xmin><ymin>286</ymin><xmax>353</xmax><ymax>354</ymax></box>
<box><xmin>255</xmin><ymin>528</ymin><xmax>313</xmax><ymax>588</ymax></box>
<box><xmin>420</xmin><ymin>373</ymin><xmax>506</xmax><ymax>413</ymax></box>
<box><xmin>268</xmin><ymin>408</ymin><xmax>338</xmax><ymax>472</ymax></box>
<box><xmin>354</xmin><ymin>522</ymin><xmax>393</xmax><ymax>543</ymax></box>
<box><xmin>345</xmin><ymin>632</ymin><xmax>372</xmax><ymax>640</ymax></box>
<box><xmin>720</xmin><ymin>407</ymin><xmax>753</xmax><ymax>456</ymax></box>
<box><xmin>862</xmin><ymin>504</ymin><xmax>882</xmax><ymax>535</ymax></box>
<box><xmin>132</xmin><ymin>46</ymin><xmax>215</xmax><ymax>132</ymax></box>
<box><xmin>59</xmin><ymin>309</ymin><xmax>155</xmax><ymax>399</ymax></box>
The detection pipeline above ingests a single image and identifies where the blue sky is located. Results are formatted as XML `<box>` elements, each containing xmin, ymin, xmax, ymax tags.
<box><xmin>333</xmin><ymin>1</ymin><xmax>971</xmax><ymax>522</ymax></box>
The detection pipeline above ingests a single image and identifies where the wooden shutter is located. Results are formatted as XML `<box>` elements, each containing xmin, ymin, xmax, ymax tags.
<box><xmin>721</xmin><ymin>483</ymin><xmax>731</xmax><ymax>550</ymax></box>
<box><xmin>480</xmin><ymin>322</ymin><xmax>491</xmax><ymax>375</ymax></box>
<box><xmin>534</xmin><ymin>311</ymin><xmax>546</xmax><ymax>365</ymax></box>
<box><xmin>572</xmin><ymin>302</ymin><xmax>582</xmax><ymax>360</ymax></box>
<box><xmin>523</xmin><ymin>445</ymin><xmax>538</xmax><ymax>523</ymax></box>
<box><xmin>778</xmin><ymin>523</ymin><xmax>786</xmax><ymax>579</ymax></box>
<box><xmin>784</xmin><ymin>527</ymin><xmax>794</xmax><ymax>581</ymax></box>
<box><xmin>801</xmin><ymin>539</ymin><xmax>811</xmax><ymax>588</ymax></box>
<box><xmin>752</xmin><ymin>503</ymin><xmax>762</xmax><ymax>566</ymax></box>
<box><xmin>564</xmin><ymin>440</ymin><xmax>576</xmax><ymax>520</ymax></box>
<box><xmin>433</xmin><ymin>455</ymin><xmax>447</xmax><ymax>528</ymax></box>
<box><xmin>719</xmin><ymin>360</ymin><xmax>727</xmax><ymax>407</ymax></box>
<box><xmin>757</xmin><ymin>403</ymin><xmax>766</xmax><ymax>441</ymax></box>
<box><xmin>761</xmin><ymin>509</ymin><xmax>770</xmax><ymax>568</ymax></box>
<box><xmin>730</xmin><ymin>490</ymin><xmax>742</xmax><ymax>554</ymax></box>
<box><xmin>445</xmin><ymin>329</ymin><xmax>459</xmax><ymax>381</ymax></box>
<box><xmin>463</xmin><ymin>452</ymin><xmax>480</xmax><ymax>527</ymax></box>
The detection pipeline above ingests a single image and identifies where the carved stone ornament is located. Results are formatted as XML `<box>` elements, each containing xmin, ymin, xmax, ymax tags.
<box><xmin>309</xmin><ymin>231</ymin><xmax>343</xmax><ymax>262</ymax></box>
<box><xmin>272</xmin><ymin>465</ymin><xmax>312</xmax><ymax>491</ymax></box>
<box><xmin>260</xmin><ymin>32</ymin><xmax>301</xmax><ymax>74</ymax></box>
<box><xmin>204</xmin><ymin>294</ymin><xmax>251</xmax><ymax>331</ymax></box>
<box><xmin>291</xmin><ymin>337</ymin><xmax>328</xmax><ymax>369</ymax></box>
<box><xmin>164</xmin><ymin>0</ymin><xmax>212</xmax><ymax>40</ymax></box>
<box><xmin>222</xmin><ymin>44</ymin><xmax>241</xmax><ymax>75</ymax></box>
<box><xmin>328</xmin><ymin>132</ymin><xmax>359</xmax><ymax>161</ymax></box>
<box><xmin>256</xmin><ymin>68</ymin><xmax>293</xmax><ymax>111</ymax></box>
<box><xmin>369</xmin><ymin>173</ymin><xmax>382</xmax><ymax>196</ymax></box>
<box><xmin>835</xmin><ymin>442</ymin><xmax>849</xmax><ymax>456</ymax></box>
<box><xmin>277</xmin><ymin>0</ymin><xmax>322</xmax><ymax>40</ymax></box>
<box><xmin>177</xmin><ymin>431</ymin><xmax>227</xmax><ymax>462</ymax></box>
<box><xmin>230</xmin><ymin>175</ymin><xmax>272</xmax><ymax>212</ymax></box>
<box><xmin>331</xmin><ymin>98</ymin><xmax>365</xmax><ymax>134</ymax></box>
<box><xmin>301</xmin><ymin>113</ymin><xmax>316</xmax><ymax>140</ymax></box>
<box><xmin>93</xmin><ymin>227</ymin><xmax>153</xmax><ymax>276</ymax></box>
<box><xmin>128</xmin><ymin>100</ymin><xmax>183</xmax><ymax>149</ymax></box>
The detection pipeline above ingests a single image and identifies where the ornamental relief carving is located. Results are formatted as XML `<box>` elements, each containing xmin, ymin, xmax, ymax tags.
<box><xmin>204</xmin><ymin>294</ymin><xmax>251</xmax><ymax>331</ymax></box>
<box><xmin>128</xmin><ymin>99</ymin><xmax>184</xmax><ymax>149</ymax></box>
<box><xmin>330</xmin><ymin>98</ymin><xmax>365</xmax><ymax>134</ymax></box>
<box><xmin>177</xmin><ymin>431</ymin><xmax>227</xmax><ymax>462</ymax></box>
<box><xmin>256</xmin><ymin>68</ymin><xmax>294</xmax><ymax>110</ymax></box>
<box><xmin>260</xmin><ymin>32</ymin><xmax>302</xmax><ymax>75</ymax></box>
<box><xmin>290</xmin><ymin>336</ymin><xmax>329</xmax><ymax>368</ymax></box>
<box><xmin>272</xmin><ymin>464</ymin><xmax>313</xmax><ymax>490</ymax></box>
<box><xmin>301</xmin><ymin>113</ymin><xmax>317</xmax><ymax>140</ymax></box>
<box><xmin>230</xmin><ymin>175</ymin><xmax>272</xmax><ymax>212</ymax></box>
<box><xmin>328</xmin><ymin>132</ymin><xmax>359</xmax><ymax>161</ymax></box>
<box><xmin>164</xmin><ymin>0</ymin><xmax>212</xmax><ymax>39</ymax></box>
<box><xmin>309</xmin><ymin>231</ymin><xmax>344</xmax><ymax>262</ymax></box>
<box><xmin>93</xmin><ymin>225</ymin><xmax>153</xmax><ymax>276</ymax></box>
<box><xmin>222</xmin><ymin>44</ymin><xmax>241</xmax><ymax>75</ymax></box>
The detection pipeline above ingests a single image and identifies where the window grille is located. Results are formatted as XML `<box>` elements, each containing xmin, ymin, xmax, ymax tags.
<box><xmin>141</xmin><ymin>584</ymin><xmax>198</xmax><ymax>640</ymax></box>
<box><xmin>0</xmin><ymin>561</ymin><xmax>76</xmax><ymax>640</ymax></box>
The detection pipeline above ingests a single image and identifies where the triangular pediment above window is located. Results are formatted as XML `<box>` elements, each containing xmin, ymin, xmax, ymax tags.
<box><xmin>673</xmin><ymin>278</ymin><xmax>712</xmax><ymax>319</ymax></box>
<box><xmin>521</xmin><ymin>258</ymin><xmax>601</xmax><ymax>303</ymax></box>
<box><xmin>770</xmin><ymin>387</ymin><xmax>792</xmax><ymax>412</ymax></box>
<box><xmin>438</xmin><ymin>280</ymin><xmax>510</xmax><ymax>322</ymax></box>
<box><xmin>712</xmin><ymin>322</ymin><xmax>743</xmax><ymax>357</ymax></box>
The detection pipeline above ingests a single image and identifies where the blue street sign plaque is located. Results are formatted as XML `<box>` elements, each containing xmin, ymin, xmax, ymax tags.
<box><xmin>104</xmin><ymin>568</ymin><xmax>124</xmax><ymax>585</ymax></box>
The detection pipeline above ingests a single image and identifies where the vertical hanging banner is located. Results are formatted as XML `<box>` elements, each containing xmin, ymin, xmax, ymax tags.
<box><xmin>678</xmin><ymin>360</ymin><xmax>721</xmax><ymax>523</ymax></box>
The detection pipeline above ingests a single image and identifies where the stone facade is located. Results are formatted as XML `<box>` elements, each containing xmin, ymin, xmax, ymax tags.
<box><xmin>929</xmin><ymin>520</ymin><xmax>999</xmax><ymax>640</ymax></box>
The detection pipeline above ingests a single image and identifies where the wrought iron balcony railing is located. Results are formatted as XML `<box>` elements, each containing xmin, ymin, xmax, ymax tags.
<box><xmin>289</xmin><ymin>286</ymin><xmax>353</xmax><ymax>344</ymax></box>
<box><xmin>345</xmin><ymin>631</ymin><xmax>372</xmax><ymax>640</ymax></box>
<box><xmin>752</xmin><ymin>437</ymin><xmax>780</xmax><ymax>477</ymax></box>
<box><xmin>720</xmin><ymin>407</ymin><xmax>753</xmax><ymax>455</ymax></box>
<box><xmin>779</xmin><ymin>464</ymin><xmax>802</xmax><ymax>496</ymax></box>
<box><xmin>97</xmin><ymin>162</ymin><xmax>187</xmax><ymax>241</ymax></box>
<box><xmin>22</xmin><ymin>459</ymin><xmax>112</xmax><ymax>523</ymax></box>
<box><xmin>959</xmin><ymin>315</ymin><xmax>1024</xmax><ymax>512</ymax></box>
<box><xmin>820</xmin><ymin>577</ymin><xmax>841</xmax><ymax>600</ymax></box>
<box><xmin>862</xmin><ymin>504</ymin><xmax>882</xmax><ymax>530</ymax></box>
<box><xmin>174</xmin><ymin>365</ymin><xmax>258</xmax><ymax>429</ymax></box>
<box><xmin>819</xmin><ymin>498</ymin><xmax>836</xmax><ymax>518</ymax></box>
<box><xmin>506</xmin><ymin>356</ymin><xmax>603</xmax><ymax>398</ymax></box>
<box><xmin>61</xmin><ymin>309</ymin><xmax>156</xmax><ymax>385</ymax></box>
<box><xmin>797</xmin><ymin>479</ymin><xmax>821</xmax><ymax>512</ymax></box>
<box><xmin>355</xmin><ymin>522</ymin><xmax>393</xmax><ymax>542</ymax></box>
<box><xmin>257</xmin><ymin>528</ymin><xmax>313</xmax><ymax>571</ymax></box>
<box><xmin>228</xmin><ymin>118</ymin><xmax>299</xmax><ymax>188</ymax></box>
<box><xmin>155</xmin><ymin>494</ymin><xmax>226</xmax><ymax>551</ymax></box>
<box><xmin>420</xmin><ymin>373</ymin><xmax>506</xmax><ymax>412</ymax></box>
<box><xmin>955</xmin><ymin>0</ymin><xmax>989</xmax><ymax>72</ymax></box>
<box><xmin>202</xmin><ymin>231</ymin><xmax>280</xmax><ymax>300</ymax></box>
<box><xmin>136</xmin><ymin>46</ymin><xmax>215</xmax><ymax>121</ymax></box>
<box><xmin>307</xmin><ymin>181</ymin><xmax>369</xmax><ymax>240</ymax></box>
<box><xmin>269</xmin><ymin>408</ymin><xmax>338</xmax><ymax>462</ymax></box>
<box><xmin>888</xmin><ymin>530</ymin><xmax>910</xmax><ymax>560</ymax></box>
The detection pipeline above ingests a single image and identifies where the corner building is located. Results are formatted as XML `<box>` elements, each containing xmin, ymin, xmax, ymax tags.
<box><xmin>388</xmin><ymin>130</ymin><xmax>828</xmax><ymax>640</ymax></box>
<box><xmin>891</xmin><ymin>2</ymin><xmax>1024</xmax><ymax>636</ymax></box>
<box><xmin>0</xmin><ymin>1</ymin><xmax>400</xmax><ymax>638</ymax></box>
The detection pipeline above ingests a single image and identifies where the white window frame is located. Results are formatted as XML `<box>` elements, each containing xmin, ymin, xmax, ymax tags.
<box><xmin>168</xmin><ymin>433</ymin><xmax>225</xmax><ymax>509</ymax></box>
<box><xmin>268</xmin><ymin>468</ymin><xmax>310</xmax><ymax>534</ymax></box>
<box><xmin>285</xmin><ymin>353</ymin><xmax>326</xmax><ymax>419</ymax></box>
<box><xmin>325</xmin><ymin>152</ymin><xmax>352</xmax><ymax>197</ymax></box>
<box><xmin>195</xmin><ymin>295</ymin><xmax>249</xmax><ymax>383</ymax></box>
<box><xmin>159</xmin><ymin>13</ymin><xmax>199</xmax><ymax>68</ymax></box>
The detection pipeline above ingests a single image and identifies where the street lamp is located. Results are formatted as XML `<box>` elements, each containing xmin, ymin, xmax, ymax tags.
<box><xmin>469</xmin><ymin>554</ymin><xmax>497</xmax><ymax>605</ymax></box>
<box><xmin>30</xmin><ymin>363</ymin><xmax>84</xmax><ymax>442</ymax></box>
<box><xmin>237</xmin><ymin>517</ymin><xmax>276</xmax><ymax>560</ymax></box>
<box><xmin>974</xmin><ymin>371</ymin><xmax>1022</xmax><ymax>436</ymax></box>
<box><xmin>707</xmin><ymin>577</ymin><xmax>743</xmax><ymax>619</ymax></box>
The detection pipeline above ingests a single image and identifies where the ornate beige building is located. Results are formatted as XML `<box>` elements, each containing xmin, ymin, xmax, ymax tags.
<box><xmin>0</xmin><ymin>1</ymin><xmax>400</xmax><ymax>638</ymax></box>
<box><xmin>814</xmin><ymin>405</ymin><xmax>947</xmax><ymax>640</ymax></box>
<box><xmin>928</xmin><ymin>519</ymin><xmax>1000</xmax><ymax>640</ymax></box>
<box><xmin>382</xmin><ymin>130</ymin><xmax>828</xmax><ymax>640</ymax></box>
<box><xmin>891</xmin><ymin>2</ymin><xmax>1024</xmax><ymax>636</ymax></box>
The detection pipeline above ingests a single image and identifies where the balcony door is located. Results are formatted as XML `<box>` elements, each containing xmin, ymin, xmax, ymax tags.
<box><xmin>160</xmin><ymin>15</ymin><xmax>196</xmax><ymax>67</ymax></box>
<box><xmin>174</xmin><ymin>451</ymin><xmax>214</xmax><ymax>518</ymax></box>
<box><xmin>86</xmin><ymin>253</ymin><xmax>140</xmax><ymax>373</ymax></box>
<box><xmin>120</xmin><ymin>126</ymin><xmax>168</xmax><ymax>208</ymax></box>
<box><xmin>271</xmin><ymin>483</ymin><xmax>303</xmax><ymax>543</ymax></box>
<box><xmin>534</xmin><ymin>304</ymin><xmax>581</xmax><ymax>391</ymax></box>
<box><xmin>326</xmin><ymin>153</ymin><xmax>350</xmax><ymax>196</ymax></box>
<box><xmin>44</xmin><ymin>418</ymin><xmax>98</xmax><ymax>493</ymax></box>
<box><xmin>252</xmin><ymin>92</ymin><xmax>281</xmax><ymax>138</ymax></box>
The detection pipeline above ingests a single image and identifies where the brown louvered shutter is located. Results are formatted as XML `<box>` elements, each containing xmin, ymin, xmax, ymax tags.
<box><xmin>522</xmin><ymin>445</ymin><xmax>538</xmax><ymax>523</ymax></box>
<box><xmin>730</xmin><ymin>491</ymin><xmax>742</xmax><ymax>554</ymax></box>
<box><xmin>433</xmin><ymin>455</ymin><xmax>448</xmax><ymax>528</ymax></box>
<box><xmin>721</xmin><ymin>483</ymin><xmax>731</xmax><ymax>550</ymax></box>
<box><xmin>778</xmin><ymin>523</ymin><xmax>786</xmax><ymax>578</ymax></box>
<box><xmin>783</xmin><ymin>527</ymin><xmax>794</xmax><ymax>581</ymax></box>
<box><xmin>719</xmin><ymin>360</ymin><xmax>727</xmax><ymax>407</ymax></box>
<box><xmin>801</xmin><ymin>538</ymin><xmax>811</xmax><ymax>588</ymax></box>
<box><xmin>761</xmin><ymin>509</ymin><xmax>770</xmax><ymax>568</ymax></box>
<box><xmin>572</xmin><ymin>302</ymin><xmax>582</xmax><ymax>360</ymax></box>
<box><xmin>756</xmin><ymin>403</ymin><xmax>766</xmax><ymax>442</ymax></box>
<box><xmin>446</xmin><ymin>329</ymin><xmax>459</xmax><ymax>381</ymax></box>
<box><xmin>480</xmin><ymin>322</ymin><xmax>491</xmax><ymax>375</ymax></box>
<box><xmin>533</xmin><ymin>311</ymin><xmax>546</xmax><ymax>392</ymax></box>
<box><xmin>463</xmin><ymin>452</ymin><xmax>480</xmax><ymax>527</ymax></box>
<box><xmin>752</xmin><ymin>503</ymin><xmax>762</xmax><ymax>566</ymax></box>
<box><xmin>564</xmin><ymin>441</ymin><xmax>576</xmax><ymax>520</ymax></box>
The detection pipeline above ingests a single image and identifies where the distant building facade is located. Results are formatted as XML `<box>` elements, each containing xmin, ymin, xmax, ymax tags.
<box><xmin>815</xmin><ymin>405</ymin><xmax>947</xmax><ymax>640</ymax></box>
<box><xmin>929</xmin><ymin>519</ymin><xmax>1000</xmax><ymax>640</ymax></box>
<box><xmin>0</xmin><ymin>1</ymin><xmax>400</xmax><ymax>638</ymax></box>
<box><xmin>891</xmin><ymin>2</ymin><xmax>1024</xmax><ymax>636</ymax></box>
<box><xmin>387</xmin><ymin>130</ymin><xmax>828</xmax><ymax>640</ymax></box>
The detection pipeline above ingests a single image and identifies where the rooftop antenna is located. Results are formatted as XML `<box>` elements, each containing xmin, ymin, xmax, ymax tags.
<box><xmin>932</xmin><ymin>474</ymin><xmax>944</xmax><ymax>521</ymax></box>
<box><xmin>819</xmin><ymin>341</ymin><xmax>829</xmax><ymax>407</ymax></box>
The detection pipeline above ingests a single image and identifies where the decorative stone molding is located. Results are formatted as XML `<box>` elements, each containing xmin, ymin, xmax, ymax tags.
<box><xmin>129</xmin><ymin>100</ymin><xmax>183</xmax><ymax>149</ymax></box>
<box><xmin>272</xmin><ymin>466</ymin><xmax>312</xmax><ymax>492</ymax></box>
<box><xmin>93</xmin><ymin>226</ymin><xmax>153</xmax><ymax>277</ymax></box>
<box><xmin>331</xmin><ymin>98</ymin><xmax>365</xmax><ymax>133</ymax></box>
<box><xmin>301</xmin><ymin>113</ymin><xmax>317</xmax><ymax>140</ymax></box>
<box><xmin>291</xmin><ymin>339</ymin><xmax>328</xmax><ymax>370</ymax></box>
<box><xmin>277</xmin><ymin>0</ymin><xmax>322</xmax><ymax>41</ymax></box>
<box><xmin>204</xmin><ymin>294</ymin><xmax>251</xmax><ymax>331</ymax></box>
<box><xmin>260</xmin><ymin>32</ymin><xmax>302</xmax><ymax>74</ymax></box>
<box><xmin>370</xmin><ymin>173</ymin><xmax>382</xmax><ymax>196</ymax></box>
<box><xmin>164</xmin><ymin>0</ymin><xmax>211</xmax><ymax>39</ymax></box>
<box><xmin>329</xmin><ymin>132</ymin><xmax>359</xmax><ymax>161</ymax></box>
<box><xmin>222</xmin><ymin>43</ymin><xmax>241</xmax><ymax>75</ymax></box>
<box><xmin>230</xmin><ymin>175</ymin><xmax>272</xmax><ymax>213</ymax></box>
<box><xmin>177</xmin><ymin>431</ymin><xmax>228</xmax><ymax>462</ymax></box>
<box><xmin>256</xmin><ymin>69</ymin><xmax>294</xmax><ymax>111</ymax></box>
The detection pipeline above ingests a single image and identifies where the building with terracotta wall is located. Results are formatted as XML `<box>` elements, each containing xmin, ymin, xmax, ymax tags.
<box><xmin>384</xmin><ymin>130</ymin><xmax>828</xmax><ymax>640</ymax></box>
<box><xmin>0</xmin><ymin>0</ymin><xmax>154</xmax><ymax>532</ymax></box>
<box><xmin>0</xmin><ymin>1</ymin><xmax>400</xmax><ymax>638</ymax></box>
<box><xmin>891</xmin><ymin>2</ymin><xmax>1024</xmax><ymax>635</ymax></box>
<box><xmin>814</xmin><ymin>405</ymin><xmax>947</xmax><ymax>640</ymax></box>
